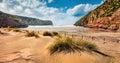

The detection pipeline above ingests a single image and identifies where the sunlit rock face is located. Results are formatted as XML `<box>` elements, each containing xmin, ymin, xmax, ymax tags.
<box><xmin>75</xmin><ymin>0</ymin><xmax>120</xmax><ymax>30</ymax></box>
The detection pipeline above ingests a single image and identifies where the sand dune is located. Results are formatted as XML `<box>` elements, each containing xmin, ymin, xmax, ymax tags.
<box><xmin>0</xmin><ymin>29</ymin><xmax>119</xmax><ymax>63</ymax></box>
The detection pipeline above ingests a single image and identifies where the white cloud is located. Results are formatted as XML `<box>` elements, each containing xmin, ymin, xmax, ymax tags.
<box><xmin>50</xmin><ymin>13</ymin><xmax>80</xmax><ymax>25</ymax></box>
<box><xmin>36</xmin><ymin>13</ymin><xmax>80</xmax><ymax>25</ymax></box>
<box><xmin>9</xmin><ymin>9</ymin><xmax>16</xmax><ymax>14</ymax></box>
<box><xmin>67</xmin><ymin>4</ymin><xmax>100</xmax><ymax>16</ymax></box>
<box><xmin>0</xmin><ymin>3</ymin><xmax>6</xmax><ymax>9</ymax></box>
<box><xmin>3</xmin><ymin>0</ymin><xmax>45</xmax><ymax>8</ymax></box>
<box><xmin>48</xmin><ymin>0</ymin><xmax>53</xmax><ymax>3</ymax></box>
<box><xmin>25</xmin><ymin>8</ymin><xmax>33</xmax><ymax>14</ymax></box>
<box><xmin>14</xmin><ymin>5</ymin><xmax>23</xmax><ymax>11</ymax></box>
<box><xmin>35</xmin><ymin>6</ymin><xmax>59</xmax><ymax>16</ymax></box>
<box><xmin>0</xmin><ymin>0</ymin><xmax>103</xmax><ymax>25</ymax></box>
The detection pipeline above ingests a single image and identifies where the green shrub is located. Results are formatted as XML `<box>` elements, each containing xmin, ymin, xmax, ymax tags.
<box><xmin>26</xmin><ymin>31</ymin><xmax>39</xmax><ymax>38</ymax></box>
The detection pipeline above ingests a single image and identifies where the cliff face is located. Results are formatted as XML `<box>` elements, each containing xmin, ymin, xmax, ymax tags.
<box><xmin>0</xmin><ymin>11</ymin><xmax>53</xmax><ymax>28</ymax></box>
<box><xmin>75</xmin><ymin>0</ymin><xmax>120</xmax><ymax>30</ymax></box>
<box><xmin>19</xmin><ymin>16</ymin><xmax>53</xmax><ymax>25</ymax></box>
<box><xmin>0</xmin><ymin>11</ymin><xmax>28</xmax><ymax>28</ymax></box>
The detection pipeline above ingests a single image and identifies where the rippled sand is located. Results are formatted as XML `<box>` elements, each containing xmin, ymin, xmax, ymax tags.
<box><xmin>0</xmin><ymin>28</ymin><xmax>120</xmax><ymax>63</ymax></box>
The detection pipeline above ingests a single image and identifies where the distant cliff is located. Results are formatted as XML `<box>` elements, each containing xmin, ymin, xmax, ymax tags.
<box><xmin>18</xmin><ymin>16</ymin><xmax>53</xmax><ymax>25</ymax></box>
<box><xmin>75</xmin><ymin>0</ymin><xmax>120</xmax><ymax>31</ymax></box>
<box><xmin>0</xmin><ymin>11</ymin><xmax>53</xmax><ymax>28</ymax></box>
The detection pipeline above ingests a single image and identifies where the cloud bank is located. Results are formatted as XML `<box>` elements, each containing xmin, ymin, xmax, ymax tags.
<box><xmin>67</xmin><ymin>4</ymin><xmax>99</xmax><ymax>16</ymax></box>
<box><xmin>0</xmin><ymin>0</ymin><xmax>103</xmax><ymax>25</ymax></box>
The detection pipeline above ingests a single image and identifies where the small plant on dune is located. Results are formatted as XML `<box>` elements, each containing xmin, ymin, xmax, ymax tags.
<box><xmin>52</xmin><ymin>32</ymin><xmax>61</xmax><ymax>37</ymax></box>
<box><xmin>26</xmin><ymin>31</ymin><xmax>39</xmax><ymax>38</ymax></box>
<box><xmin>48</xmin><ymin>37</ymin><xmax>82</xmax><ymax>54</ymax></box>
<box><xmin>76</xmin><ymin>39</ymin><xmax>98</xmax><ymax>52</ymax></box>
<box><xmin>43</xmin><ymin>31</ymin><xmax>53</xmax><ymax>37</ymax></box>
<box><xmin>23</xmin><ymin>30</ymin><xmax>29</xmax><ymax>33</ymax></box>
<box><xmin>4</xmin><ymin>28</ymin><xmax>21</xmax><ymax>32</ymax></box>
<box><xmin>48</xmin><ymin>37</ymin><xmax>111</xmax><ymax>57</ymax></box>
<box><xmin>52</xmin><ymin>32</ymin><xmax>59</xmax><ymax>36</ymax></box>
<box><xmin>13</xmin><ymin>29</ymin><xmax>21</xmax><ymax>32</ymax></box>
<box><xmin>4</xmin><ymin>28</ymin><xmax>13</xmax><ymax>31</ymax></box>
<box><xmin>43</xmin><ymin>31</ymin><xmax>61</xmax><ymax>37</ymax></box>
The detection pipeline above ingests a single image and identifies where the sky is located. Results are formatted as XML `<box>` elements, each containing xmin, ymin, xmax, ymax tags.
<box><xmin>0</xmin><ymin>0</ymin><xmax>104</xmax><ymax>25</ymax></box>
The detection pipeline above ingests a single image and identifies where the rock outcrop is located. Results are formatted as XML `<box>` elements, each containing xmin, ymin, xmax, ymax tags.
<box><xmin>75</xmin><ymin>0</ymin><xmax>120</xmax><ymax>31</ymax></box>
<box><xmin>19</xmin><ymin>16</ymin><xmax>53</xmax><ymax>25</ymax></box>
<box><xmin>0</xmin><ymin>11</ymin><xmax>53</xmax><ymax>28</ymax></box>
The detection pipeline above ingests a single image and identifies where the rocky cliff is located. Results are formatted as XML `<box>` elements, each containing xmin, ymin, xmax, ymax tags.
<box><xmin>18</xmin><ymin>16</ymin><xmax>53</xmax><ymax>25</ymax></box>
<box><xmin>0</xmin><ymin>11</ymin><xmax>53</xmax><ymax>28</ymax></box>
<box><xmin>75</xmin><ymin>0</ymin><xmax>120</xmax><ymax>31</ymax></box>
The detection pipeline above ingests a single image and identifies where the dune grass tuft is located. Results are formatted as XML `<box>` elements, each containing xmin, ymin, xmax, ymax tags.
<box><xmin>52</xmin><ymin>31</ymin><xmax>61</xmax><ymax>37</ymax></box>
<box><xmin>48</xmin><ymin>37</ymin><xmax>80</xmax><ymax>54</ymax></box>
<box><xmin>52</xmin><ymin>32</ymin><xmax>59</xmax><ymax>36</ymax></box>
<box><xmin>48</xmin><ymin>37</ymin><xmax>110</xmax><ymax>57</ymax></box>
<box><xmin>43</xmin><ymin>31</ymin><xmax>53</xmax><ymax>37</ymax></box>
<box><xmin>26</xmin><ymin>31</ymin><xmax>39</xmax><ymax>38</ymax></box>
<box><xmin>43</xmin><ymin>31</ymin><xmax>61</xmax><ymax>37</ymax></box>
<box><xmin>12</xmin><ymin>29</ymin><xmax>21</xmax><ymax>32</ymax></box>
<box><xmin>76</xmin><ymin>39</ymin><xmax>98</xmax><ymax>52</ymax></box>
<box><xmin>3</xmin><ymin>28</ymin><xmax>21</xmax><ymax>32</ymax></box>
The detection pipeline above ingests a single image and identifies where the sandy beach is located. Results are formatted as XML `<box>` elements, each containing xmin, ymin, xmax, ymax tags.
<box><xmin>0</xmin><ymin>27</ymin><xmax>120</xmax><ymax>63</ymax></box>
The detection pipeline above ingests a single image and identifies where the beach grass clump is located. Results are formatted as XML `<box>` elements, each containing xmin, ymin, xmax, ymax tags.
<box><xmin>76</xmin><ymin>39</ymin><xmax>98</xmax><ymax>53</ymax></box>
<box><xmin>26</xmin><ymin>31</ymin><xmax>39</xmax><ymax>38</ymax></box>
<box><xmin>22</xmin><ymin>30</ymin><xmax>29</xmax><ymax>33</ymax></box>
<box><xmin>12</xmin><ymin>29</ymin><xmax>21</xmax><ymax>32</ymax></box>
<box><xmin>3</xmin><ymin>28</ymin><xmax>14</xmax><ymax>31</ymax></box>
<box><xmin>52</xmin><ymin>32</ymin><xmax>59</xmax><ymax>36</ymax></box>
<box><xmin>48</xmin><ymin>37</ymin><xmax>81</xmax><ymax>54</ymax></box>
<box><xmin>3</xmin><ymin>28</ymin><xmax>21</xmax><ymax>32</ymax></box>
<box><xmin>43</xmin><ymin>31</ymin><xmax>53</xmax><ymax>37</ymax></box>
<box><xmin>52</xmin><ymin>31</ymin><xmax>61</xmax><ymax>37</ymax></box>
<box><xmin>48</xmin><ymin>37</ymin><xmax>110</xmax><ymax>56</ymax></box>
<box><xmin>43</xmin><ymin>31</ymin><xmax>61</xmax><ymax>37</ymax></box>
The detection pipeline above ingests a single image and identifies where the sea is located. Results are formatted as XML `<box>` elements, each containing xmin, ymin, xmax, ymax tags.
<box><xmin>21</xmin><ymin>25</ymin><xmax>88</xmax><ymax>33</ymax></box>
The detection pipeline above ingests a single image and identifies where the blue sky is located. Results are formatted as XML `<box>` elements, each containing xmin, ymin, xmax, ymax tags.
<box><xmin>0</xmin><ymin>0</ymin><xmax>104</xmax><ymax>25</ymax></box>
<box><xmin>47</xmin><ymin>0</ymin><xmax>102</xmax><ymax>8</ymax></box>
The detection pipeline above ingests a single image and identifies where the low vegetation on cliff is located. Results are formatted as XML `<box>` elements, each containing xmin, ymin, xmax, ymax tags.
<box><xmin>75</xmin><ymin>0</ymin><xmax>120</xmax><ymax>31</ymax></box>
